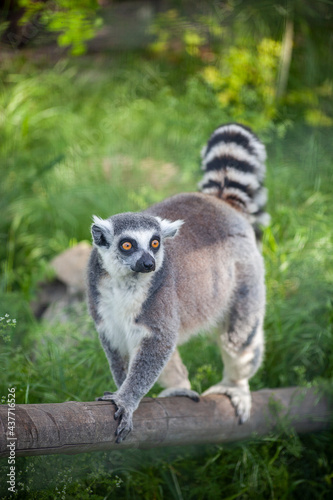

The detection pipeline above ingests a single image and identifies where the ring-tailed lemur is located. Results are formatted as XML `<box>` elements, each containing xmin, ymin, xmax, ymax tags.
<box><xmin>87</xmin><ymin>123</ymin><xmax>269</xmax><ymax>443</ymax></box>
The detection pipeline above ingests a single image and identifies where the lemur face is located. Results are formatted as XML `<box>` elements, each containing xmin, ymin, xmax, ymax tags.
<box><xmin>91</xmin><ymin>213</ymin><xmax>183</xmax><ymax>277</ymax></box>
<box><xmin>116</xmin><ymin>229</ymin><xmax>161</xmax><ymax>273</ymax></box>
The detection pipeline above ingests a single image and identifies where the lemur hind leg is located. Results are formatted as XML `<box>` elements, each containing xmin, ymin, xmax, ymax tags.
<box><xmin>202</xmin><ymin>284</ymin><xmax>265</xmax><ymax>423</ymax></box>
<box><xmin>157</xmin><ymin>349</ymin><xmax>200</xmax><ymax>402</ymax></box>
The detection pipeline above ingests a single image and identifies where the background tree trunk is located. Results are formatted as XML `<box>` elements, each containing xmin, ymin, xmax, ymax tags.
<box><xmin>276</xmin><ymin>17</ymin><xmax>294</xmax><ymax>99</ymax></box>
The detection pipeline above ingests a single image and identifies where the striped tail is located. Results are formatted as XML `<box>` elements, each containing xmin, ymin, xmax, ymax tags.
<box><xmin>199</xmin><ymin>123</ymin><xmax>270</xmax><ymax>237</ymax></box>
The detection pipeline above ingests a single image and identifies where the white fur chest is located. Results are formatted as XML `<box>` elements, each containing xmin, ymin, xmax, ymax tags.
<box><xmin>97</xmin><ymin>275</ymin><xmax>152</xmax><ymax>357</ymax></box>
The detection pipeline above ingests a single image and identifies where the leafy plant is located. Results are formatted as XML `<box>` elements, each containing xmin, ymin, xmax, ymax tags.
<box><xmin>202</xmin><ymin>37</ymin><xmax>282</xmax><ymax>129</ymax></box>
<box><xmin>0</xmin><ymin>313</ymin><xmax>16</xmax><ymax>342</ymax></box>
<box><xmin>149</xmin><ymin>5</ymin><xmax>333</xmax><ymax>129</ymax></box>
<box><xmin>18</xmin><ymin>0</ymin><xmax>102</xmax><ymax>55</ymax></box>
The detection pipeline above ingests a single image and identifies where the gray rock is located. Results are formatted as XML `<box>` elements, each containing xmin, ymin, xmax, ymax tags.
<box><xmin>31</xmin><ymin>242</ymin><xmax>92</xmax><ymax>323</ymax></box>
<box><xmin>51</xmin><ymin>242</ymin><xmax>92</xmax><ymax>294</ymax></box>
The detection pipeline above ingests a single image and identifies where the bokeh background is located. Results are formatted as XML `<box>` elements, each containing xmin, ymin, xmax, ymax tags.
<box><xmin>0</xmin><ymin>1</ymin><xmax>333</xmax><ymax>498</ymax></box>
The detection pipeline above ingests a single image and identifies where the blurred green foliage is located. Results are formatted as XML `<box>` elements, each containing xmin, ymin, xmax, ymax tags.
<box><xmin>19</xmin><ymin>0</ymin><xmax>102</xmax><ymax>55</ymax></box>
<box><xmin>150</xmin><ymin>9</ymin><xmax>281</xmax><ymax>128</ymax></box>
<box><xmin>201</xmin><ymin>38</ymin><xmax>281</xmax><ymax>128</ymax></box>
<box><xmin>149</xmin><ymin>5</ymin><xmax>333</xmax><ymax>129</ymax></box>
<box><xmin>0</xmin><ymin>1</ymin><xmax>333</xmax><ymax>498</ymax></box>
<box><xmin>0</xmin><ymin>50</ymin><xmax>333</xmax><ymax>496</ymax></box>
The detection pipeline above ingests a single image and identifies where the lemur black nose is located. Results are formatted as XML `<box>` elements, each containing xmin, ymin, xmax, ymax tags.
<box><xmin>143</xmin><ymin>261</ymin><xmax>155</xmax><ymax>271</ymax></box>
<box><xmin>133</xmin><ymin>254</ymin><xmax>156</xmax><ymax>273</ymax></box>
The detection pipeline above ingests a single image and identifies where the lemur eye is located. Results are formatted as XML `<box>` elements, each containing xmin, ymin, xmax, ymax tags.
<box><xmin>151</xmin><ymin>239</ymin><xmax>160</xmax><ymax>249</ymax></box>
<box><xmin>121</xmin><ymin>242</ymin><xmax>132</xmax><ymax>251</ymax></box>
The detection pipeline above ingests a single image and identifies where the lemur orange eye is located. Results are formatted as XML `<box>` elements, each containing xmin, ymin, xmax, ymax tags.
<box><xmin>151</xmin><ymin>239</ymin><xmax>160</xmax><ymax>249</ymax></box>
<box><xmin>121</xmin><ymin>242</ymin><xmax>132</xmax><ymax>251</ymax></box>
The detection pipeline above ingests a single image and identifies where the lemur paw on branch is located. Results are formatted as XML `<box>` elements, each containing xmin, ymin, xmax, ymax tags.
<box><xmin>87</xmin><ymin>123</ymin><xmax>269</xmax><ymax>443</ymax></box>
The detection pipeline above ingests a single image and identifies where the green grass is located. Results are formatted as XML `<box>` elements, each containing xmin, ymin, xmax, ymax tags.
<box><xmin>0</xmin><ymin>49</ymin><xmax>332</xmax><ymax>499</ymax></box>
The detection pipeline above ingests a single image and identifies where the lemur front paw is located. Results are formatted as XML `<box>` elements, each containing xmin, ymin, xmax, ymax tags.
<box><xmin>158</xmin><ymin>387</ymin><xmax>200</xmax><ymax>402</ymax></box>
<box><xmin>96</xmin><ymin>391</ymin><xmax>134</xmax><ymax>443</ymax></box>
<box><xmin>202</xmin><ymin>383</ymin><xmax>251</xmax><ymax>424</ymax></box>
<box><xmin>96</xmin><ymin>391</ymin><xmax>115</xmax><ymax>401</ymax></box>
<box><xmin>113</xmin><ymin>404</ymin><xmax>134</xmax><ymax>443</ymax></box>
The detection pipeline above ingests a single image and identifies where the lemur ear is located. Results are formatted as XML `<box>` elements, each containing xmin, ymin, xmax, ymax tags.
<box><xmin>155</xmin><ymin>217</ymin><xmax>184</xmax><ymax>239</ymax></box>
<box><xmin>91</xmin><ymin>216</ymin><xmax>113</xmax><ymax>248</ymax></box>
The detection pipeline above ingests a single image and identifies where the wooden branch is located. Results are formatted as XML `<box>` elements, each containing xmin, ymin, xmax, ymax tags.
<box><xmin>0</xmin><ymin>387</ymin><xmax>331</xmax><ymax>457</ymax></box>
